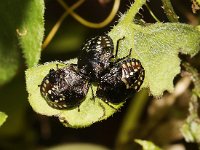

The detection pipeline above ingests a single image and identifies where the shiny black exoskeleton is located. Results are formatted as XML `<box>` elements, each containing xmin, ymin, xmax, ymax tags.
<box><xmin>96</xmin><ymin>58</ymin><xmax>145</xmax><ymax>104</ymax></box>
<box><xmin>78</xmin><ymin>35</ymin><xmax>114</xmax><ymax>82</ymax></box>
<box><xmin>40</xmin><ymin>64</ymin><xmax>89</xmax><ymax>109</ymax></box>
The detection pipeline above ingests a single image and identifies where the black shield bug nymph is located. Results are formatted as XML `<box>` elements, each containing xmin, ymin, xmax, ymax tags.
<box><xmin>96</xmin><ymin>58</ymin><xmax>145</xmax><ymax>104</ymax></box>
<box><xmin>78</xmin><ymin>35</ymin><xmax>115</xmax><ymax>82</ymax></box>
<box><xmin>40</xmin><ymin>64</ymin><xmax>89</xmax><ymax>110</ymax></box>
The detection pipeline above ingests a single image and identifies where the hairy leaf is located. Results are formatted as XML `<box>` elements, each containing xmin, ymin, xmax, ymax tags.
<box><xmin>109</xmin><ymin>23</ymin><xmax>200</xmax><ymax>96</ymax></box>
<box><xmin>0</xmin><ymin>0</ymin><xmax>44</xmax><ymax>85</ymax></box>
<box><xmin>17</xmin><ymin>0</ymin><xmax>44</xmax><ymax>67</ymax></box>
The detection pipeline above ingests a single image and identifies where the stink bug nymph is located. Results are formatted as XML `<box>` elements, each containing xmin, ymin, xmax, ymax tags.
<box><xmin>78</xmin><ymin>35</ymin><xmax>114</xmax><ymax>82</ymax></box>
<box><xmin>40</xmin><ymin>64</ymin><xmax>89</xmax><ymax>110</ymax></box>
<box><xmin>96</xmin><ymin>58</ymin><xmax>145</xmax><ymax>104</ymax></box>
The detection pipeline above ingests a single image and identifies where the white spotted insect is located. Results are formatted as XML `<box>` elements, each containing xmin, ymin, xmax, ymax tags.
<box><xmin>40</xmin><ymin>64</ymin><xmax>89</xmax><ymax>110</ymax></box>
<box><xmin>96</xmin><ymin>58</ymin><xmax>145</xmax><ymax>104</ymax></box>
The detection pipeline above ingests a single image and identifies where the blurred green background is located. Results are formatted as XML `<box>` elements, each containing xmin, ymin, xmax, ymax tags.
<box><xmin>0</xmin><ymin>0</ymin><xmax>200</xmax><ymax>150</ymax></box>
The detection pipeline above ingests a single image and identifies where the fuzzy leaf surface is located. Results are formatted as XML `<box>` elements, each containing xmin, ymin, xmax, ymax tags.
<box><xmin>17</xmin><ymin>0</ymin><xmax>44</xmax><ymax>67</ymax></box>
<box><xmin>0</xmin><ymin>0</ymin><xmax>44</xmax><ymax>85</ymax></box>
<box><xmin>109</xmin><ymin>23</ymin><xmax>200</xmax><ymax>96</ymax></box>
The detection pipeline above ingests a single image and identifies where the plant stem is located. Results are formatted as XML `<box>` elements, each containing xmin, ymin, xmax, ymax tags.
<box><xmin>122</xmin><ymin>0</ymin><xmax>146</xmax><ymax>24</ymax></box>
<box><xmin>161</xmin><ymin>0</ymin><xmax>179</xmax><ymax>22</ymax></box>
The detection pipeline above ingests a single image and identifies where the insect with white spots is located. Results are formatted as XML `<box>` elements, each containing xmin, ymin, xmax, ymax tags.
<box><xmin>78</xmin><ymin>35</ymin><xmax>115</xmax><ymax>82</ymax></box>
<box><xmin>78</xmin><ymin>35</ymin><xmax>145</xmax><ymax>105</ymax></box>
<box><xmin>40</xmin><ymin>34</ymin><xmax>145</xmax><ymax>111</ymax></box>
<box><xmin>40</xmin><ymin>64</ymin><xmax>89</xmax><ymax>110</ymax></box>
<box><xmin>96</xmin><ymin>58</ymin><xmax>145</xmax><ymax>104</ymax></box>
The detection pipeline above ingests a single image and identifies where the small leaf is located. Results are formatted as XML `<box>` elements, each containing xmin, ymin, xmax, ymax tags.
<box><xmin>0</xmin><ymin>112</ymin><xmax>7</xmax><ymax>127</ymax></box>
<box><xmin>135</xmin><ymin>139</ymin><xmax>162</xmax><ymax>150</ymax></box>
<box><xmin>17</xmin><ymin>0</ymin><xmax>44</xmax><ymax>67</ymax></box>
<box><xmin>25</xmin><ymin>59</ymin><xmax>123</xmax><ymax>128</ymax></box>
<box><xmin>109</xmin><ymin>23</ymin><xmax>200</xmax><ymax>96</ymax></box>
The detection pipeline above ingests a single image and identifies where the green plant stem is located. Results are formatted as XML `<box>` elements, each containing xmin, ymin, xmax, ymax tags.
<box><xmin>161</xmin><ymin>0</ymin><xmax>179</xmax><ymax>22</ymax></box>
<box><xmin>115</xmin><ymin>90</ymin><xmax>149</xmax><ymax>150</ymax></box>
<box><xmin>122</xmin><ymin>0</ymin><xmax>146</xmax><ymax>24</ymax></box>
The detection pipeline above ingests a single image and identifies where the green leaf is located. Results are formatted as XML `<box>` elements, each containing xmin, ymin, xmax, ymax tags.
<box><xmin>109</xmin><ymin>23</ymin><xmax>200</xmax><ymax>96</ymax></box>
<box><xmin>0</xmin><ymin>0</ymin><xmax>44</xmax><ymax>85</ymax></box>
<box><xmin>0</xmin><ymin>112</ymin><xmax>7</xmax><ymax>127</ymax></box>
<box><xmin>17</xmin><ymin>0</ymin><xmax>44</xmax><ymax>67</ymax></box>
<box><xmin>135</xmin><ymin>139</ymin><xmax>162</xmax><ymax>150</ymax></box>
<box><xmin>25</xmin><ymin>59</ymin><xmax>123</xmax><ymax>128</ymax></box>
<box><xmin>108</xmin><ymin>1</ymin><xmax>200</xmax><ymax>96</ymax></box>
<box><xmin>0</xmin><ymin>1</ymin><xmax>21</xmax><ymax>85</ymax></box>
